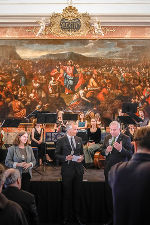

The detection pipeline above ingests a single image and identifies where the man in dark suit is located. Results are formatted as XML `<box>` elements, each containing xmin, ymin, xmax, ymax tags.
<box><xmin>101</xmin><ymin>121</ymin><xmax>132</xmax><ymax>225</ymax></box>
<box><xmin>2</xmin><ymin>168</ymin><xmax>39</xmax><ymax>225</ymax></box>
<box><xmin>55</xmin><ymin>121</ymin><xmax>85</xmax><ymax>225</ymax></box>
<box><xmin>0</xmin><ymin>166</ymin><xmax>28</xmax><ymax>225</ymax></box>
<box><xmin>109</xmin><ymin>126</ymin><xmax>150</xmax><ymax>225</ymax></box>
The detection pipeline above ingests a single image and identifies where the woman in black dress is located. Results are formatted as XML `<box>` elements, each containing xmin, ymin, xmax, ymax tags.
<box><xmin>54</xmin><ymin>111</ymin><xmax>66</xmax><ymax>133</ymax></box>
<box><xmin>83</xmin><ymin>118</ymin><xmax>101</xmax><ymax>164</ymax></box>
<box><xmin>31</xmin><ymin>120</ymin><xmax>52</xmax><ymax>165</ymax></box>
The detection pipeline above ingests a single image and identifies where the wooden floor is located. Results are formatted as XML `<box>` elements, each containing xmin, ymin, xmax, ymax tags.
<box><xmin>31</xmin><ymin>164</ymin><xmax>105</xmax><ymax>182</ymax></box>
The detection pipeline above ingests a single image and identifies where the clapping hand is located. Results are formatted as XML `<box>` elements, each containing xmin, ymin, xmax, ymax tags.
<box><xmin>106</xmin><ymin>145</ymin><xmax>113</xmax><ymax>154</ymax></box>
<box><xmin>114</xmin><ymin>141</ymin><xmax>122</xmax><ymax>151</ymax></box>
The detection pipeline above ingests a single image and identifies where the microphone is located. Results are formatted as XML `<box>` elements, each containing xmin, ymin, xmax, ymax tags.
<box><xmin>109</xmin><ymin>137</ymin><xmax>115</xmax><ymax>146</ymax></box>
<box><xmin>108</xmin><ymin>139</ymin><xmax>112</xmax><ymax>146</ymax></box>
<box><xmin>68</xmin><ymin>150</ymin><xmax>74</xmax><ymax>165</ymax></box>
<box><xmin>21</xmin><ymin>155</ymin><xmax>25</xmax><ymax>162</ymax></box>
<box><xmin>108</xmin><ymin>138</ymin><xmax>115</xmax><ymax>155</ymax></box>
<box><xmin>71</xmin><ymin>150</ymin><xmax>74</xmax><ymax>156</ymax></box>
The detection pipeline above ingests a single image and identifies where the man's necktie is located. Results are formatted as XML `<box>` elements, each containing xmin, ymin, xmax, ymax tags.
<box><xmin>70</xmin><ymin>137</ymin><xmax>75</xmax><ymax>155</ymax></box>
<box><xmin>111</xmin><ymin>137</ymin><xmax>115</xmax><ymax>146</ymax></box>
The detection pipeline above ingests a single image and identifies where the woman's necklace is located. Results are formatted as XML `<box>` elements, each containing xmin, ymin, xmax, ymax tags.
<box><xmin>90</xmin><ymin>126</ymin><xmax>97</xmax><ymax>133</ymax></box>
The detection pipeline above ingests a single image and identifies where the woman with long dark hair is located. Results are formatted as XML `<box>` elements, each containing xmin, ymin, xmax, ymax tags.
<box><xmin>31</xmin><ymin>120</ymin><xmax>52</xmax><ymax>165</ymax></box>
<box><xmin>77</xmin><ymin>112</ymin><xmax>87</xmax><ymax>130</ymax></box>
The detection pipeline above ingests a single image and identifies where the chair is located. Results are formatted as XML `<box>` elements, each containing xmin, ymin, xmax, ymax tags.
<box><xmin>94</xmin><ymin>151</ymin><xmax>105</xmax><ymax>169</ymax></box>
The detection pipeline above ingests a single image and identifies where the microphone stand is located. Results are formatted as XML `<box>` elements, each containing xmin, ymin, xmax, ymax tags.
<box><xmin>25</xmin><ymin>108</ymin><xmax>39</xmax><ymax>120</ymax></box>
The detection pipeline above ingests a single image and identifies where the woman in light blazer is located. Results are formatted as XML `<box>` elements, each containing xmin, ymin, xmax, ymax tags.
<box><xmin>5</xmin><ymin>131</ymin><xmax>36</xmax><ymax>191</ymax></box>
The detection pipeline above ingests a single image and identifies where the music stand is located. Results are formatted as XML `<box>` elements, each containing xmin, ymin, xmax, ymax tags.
<box><xmin>63</xmin><ymin>113</ymin><xmax>78</xmax><ymax>121</ymax></box>
<box><xmin>118</xmin><ymin>116</ymin><xmax>136</xmax><ymax>125</ymax></box>
<box><xmin>126</xmin><ymin>112</ymin><xmax>143</xmax><ymax>123</ymax></box>
<box><xmin>0</xmin><ymin>118</ymin><xmax>21</xmax><ymax>128</ymax></box>
<box><xmin>37</xmin><ymin>113</ymin><xmax>57</xmax><ymax>171</ymax></box>
<box><xmin>37</xmin><ymin>113</ymin><xmax>57</xmax><ymax>124</ymax></box>
<box><xmin>122</xmin><ymin>102</ymin><xmax>137</xmax><ymax>114</ymax></box>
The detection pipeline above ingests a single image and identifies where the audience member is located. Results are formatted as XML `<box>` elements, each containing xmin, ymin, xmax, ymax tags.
<box><xmin>0</xmin><ymin>164</ymin><xmax>28</xmax><ymax>225</ymax></box>
<box><xmin>2</xmin><ymin>168</ymin><xmax>39</xmax><ymax>225</ymax></box>
<box><xmin>109</xmin><ymin>126</ymin><xmax>150</xmax><ymax>225</ymax></box>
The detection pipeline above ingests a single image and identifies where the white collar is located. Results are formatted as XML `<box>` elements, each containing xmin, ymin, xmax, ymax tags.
<box><xmin>67</xmin><ymin>134</ymin><xmax>74</xmax><ymax>139</ymax></box>
<box><xmin>112</xmin><ymin>133</ymin><xmax>120</xmax><ymax>141</ymax></box>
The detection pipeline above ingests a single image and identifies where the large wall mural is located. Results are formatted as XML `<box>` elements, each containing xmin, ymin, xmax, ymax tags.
<box><xmin>0</xmin><ymin>39</ymin><xmax>150</xmax><ymax>121</ymax></box>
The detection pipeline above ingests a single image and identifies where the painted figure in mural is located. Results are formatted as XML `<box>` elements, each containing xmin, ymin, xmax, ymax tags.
<box><xmin>8</xmin><ymin>95</ymin><xmax>26</xmax><ymax>118</ymax></box>
<box><xmin>74</xmin><ymin>64</ymin><xmax>85</xmax><ymax>92</ymax></box>
<box><xmin>51</xmin><ymin>62</ymin><xmax>65</xmax><ymax>93</ymax></box>
<box><xmin>48</xmin><ymin>77</ymin><xmax>58</xmax><ymax>94</ymax></box>
<box><xmin>88</xmin><ymin>73</ymin><xmax>98</xmax><ymax>89</ymax></box>
<box><xmin>15</xmin><ymin>66</ymin><xmax>27</xmax><ymax>87</ymax></box>
<box><xmin>142</xmin><ymin>82</ymin><xmax>150</xmax><ymax>104</ymax></box>
<box><xmin>68</xmin><ymin>86</ymin><xmax>91</xmax><ymax>111</ymax></box>
<box><xmin>63</xmin><ymin>60</ymin><xmax>78</xmax><ymax>94</ymax></box>
<box><xmin>36</xmin><ymin>18</ymin><xmax>47</xmax><ymax>37</ymax></box>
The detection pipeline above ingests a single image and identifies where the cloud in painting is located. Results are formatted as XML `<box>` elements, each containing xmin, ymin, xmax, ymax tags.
<box><xmin>0</xmin><ymin>39</ymin><xmax>150</xmax><ymax>60</ymax></box>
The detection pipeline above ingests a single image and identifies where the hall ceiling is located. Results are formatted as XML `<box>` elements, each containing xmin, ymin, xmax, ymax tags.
<box><xmin>0</xmin><ymin>0</ymin><xmax>150</xmax><ymax>26</ymax></box>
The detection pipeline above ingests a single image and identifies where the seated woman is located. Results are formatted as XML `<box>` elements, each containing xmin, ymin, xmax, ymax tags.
<box><xmin>138</xmin><ymin>109</ymin><xmax>149</xmax><ymax>127</ymax></box>
<box><xmin>77</xmin><ymin>112</ymin><xmax>87</xmax><ymax>130</ymax></box>
<box><xmin>31</xmin><ymin>120</ymin><xmax>52</xmax><ymax>165</ymax></box>
<box><xmin>83</xmin><ymin>118</ymin><xmax>101</xmax><ymax>165</ymax></box>
<box><xmin>54</xmin><ymin>111</ymin><xmax>66</xmax><ymax>133</ymax></box>
<box><xmin>95</xmin><ymin>112</ymin><xmax>102</xmax><ymax>128</ymax></box>
<box><xmin>5</xmin><ymin>131</ymin><xmax>36</xmax><ymax>191</ymax></box>
<box><xmin>76</xmin><ymin>112</ymin><xmax>88</xmax><ymax>145</ymax></box>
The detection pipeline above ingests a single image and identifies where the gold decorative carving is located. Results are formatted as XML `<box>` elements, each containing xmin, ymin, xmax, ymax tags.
<box><xmin>44</xmin><ymin>6</ymin><xmax>94</xmax><ymax>37</ymax></box>
<box><xmin>33</xmin><ymin>4</ymin><xmax>115</xmax><ymax>38</ymax></box>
